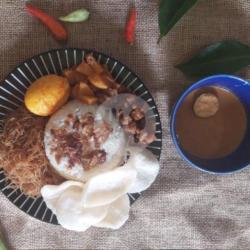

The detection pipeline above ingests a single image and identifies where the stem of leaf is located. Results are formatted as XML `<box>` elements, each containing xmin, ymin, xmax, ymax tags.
<box><xmin>157</xmin><ymin>35</ymin><xmax>163</xmax><ymax>44</ymax></box>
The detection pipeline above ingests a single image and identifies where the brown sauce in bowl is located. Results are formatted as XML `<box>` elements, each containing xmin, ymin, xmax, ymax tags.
<box><xmin>175</xmin><ymin>86</ymin><xmax>247</xmax><ymax>159</ymax></box>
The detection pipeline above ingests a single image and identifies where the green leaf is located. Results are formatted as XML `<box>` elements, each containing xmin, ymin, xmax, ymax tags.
<box><xmin>158</xmin><ymin>0</ymin><xmax>200</xmax><ymax>43</ymax></box>
<box><xmin>176</xmin><ymin>40</ymin><xmax>250</xmax><ymax>77</ymax></box>
<box><xmin>59</xmin><ymin>9</ymin><xmax>90</xmax><ymax>23</ymax></box>
<box><xmin>0</xmin><ymin>240</ymin><xmax>7</xmax><ymax>250</ymax></box>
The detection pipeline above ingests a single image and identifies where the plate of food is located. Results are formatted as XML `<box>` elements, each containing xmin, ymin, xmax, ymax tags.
<box><xmin>0</xmin><ymin>48</ymin><xmax>162</xmax><ymax>231</ymax></box>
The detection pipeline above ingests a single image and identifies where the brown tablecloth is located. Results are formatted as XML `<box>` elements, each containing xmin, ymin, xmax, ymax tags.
<box><xmin>0</xmin><ymin>0</ymin><xmax>250</xmax><ymax>249</ymax></box>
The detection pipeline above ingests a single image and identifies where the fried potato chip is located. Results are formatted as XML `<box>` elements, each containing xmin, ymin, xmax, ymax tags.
<box><xmin>77</xmin><ymin>95</ymin><xmax>98</xmax><ymax>105</ymax></box>
<box><xmin>63</xmin><ymin>69</ymin><xmax>88</xmax><ymax>85</ymax></box>
<box><xmin>88</xmin><ymin>73</ymin><xmax>110</xmax><ymax>89</ymax></box>
<box><xmin>101</xmin><ymin>72</ymin><xmax>119</xmax><ymax>89</ymax></box>
<box><xmin>76</xmin><ymin>62</ymin><xmax>95</xmax><ymax>76</ymax></box>
<box><xmin>72</xmin><ymin>82</ymin><xmax>98</xmax><ymax>104</ymax></box>
<box><xmin>72</xmin><ymin>82</ymin><xmax>95</xmax><ymax>97</ymax></box>
<box><xmin>102</xmin><ymin>64</ymin><xmax>112</xmax><ymax>78</ymax></box>
<box><xmin>86</xmin><ymin>54</ymin><xmax>104</xmax><ymax>74</ymax></box>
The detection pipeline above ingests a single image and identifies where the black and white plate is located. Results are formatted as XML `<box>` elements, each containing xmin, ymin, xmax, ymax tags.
<box><xmin>0</xmin><ymin>49</ymin><xmax>162</xmax><ymax>224</ymax></box>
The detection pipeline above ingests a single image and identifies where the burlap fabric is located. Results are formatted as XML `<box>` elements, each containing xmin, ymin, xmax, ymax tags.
<box><xmin>0</xmin><ymin>0</ymin><xmax>250</xmax><ymax>249</ymax></box>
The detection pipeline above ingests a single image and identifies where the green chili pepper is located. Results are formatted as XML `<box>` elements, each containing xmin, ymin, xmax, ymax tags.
<box><xmin>59</xmin><ymin>9</ymin><xmax>90</xmax><ymax>23</ymax></box>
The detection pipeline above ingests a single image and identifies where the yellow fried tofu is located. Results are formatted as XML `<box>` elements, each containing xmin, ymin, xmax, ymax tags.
<box><xmin>24</xmin><ymin>75</ymin><xmax>70</xmax><ymax>116</ymax></box>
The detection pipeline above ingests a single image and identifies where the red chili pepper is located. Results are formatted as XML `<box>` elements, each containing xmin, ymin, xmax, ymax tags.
<box><xmin>26</xmin><ymin>3</ymin><xmax>68</xmax><ymax>42</ymax></box>
<box><xmin>125</xmin><ymin>7</ymin><xmax>136</xmax><ymax>45</ymax></box>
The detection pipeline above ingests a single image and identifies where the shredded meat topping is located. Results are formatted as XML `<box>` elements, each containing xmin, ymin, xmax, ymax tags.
<box><xmin>94</xmin><ymin>121</ymin><xmax>113</xmax><ymax>148</ymax></box>
<box><xmin>50</xmin><ymin>112</ymin><xmax>111</xmax><ymax>170</ymax></box>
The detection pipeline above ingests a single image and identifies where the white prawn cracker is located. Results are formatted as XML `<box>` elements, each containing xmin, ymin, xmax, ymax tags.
<box><xmin>56</xmin><ymin>187</ymin><xmax>108</xmax><ymax>231</ymax></box>
<box><xmin>95</xmin><ymin>194</ymin><xmax>130</xmax><ymax>229</ymax></box>
<box><xmin>41</xmin><ymin>181</ymin><xmax>84</xmax><ymax>213</ymax></box>
<box><xmin>81</xmin><ymin>166</ymin><xmax>137</xmax><ymax>207</ymax></box>
<box><xmin>126</xmin><ymin>147</ymin><xmax>160</xmax><ymax>193</ymax></box>
<box><xmin>41</xmin><ymin>181</ymin><xmax>108</xmax><ymax>232</ymax></box>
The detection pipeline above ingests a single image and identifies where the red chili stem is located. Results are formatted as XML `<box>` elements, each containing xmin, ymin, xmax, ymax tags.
<box><xmin>26</xmin><ymin>3</ymin><xmax>68</xmax><ymax>42</ymax></box>
<box><xmin>125</xmin><ymin>7</ymin><xmax>136</xmax><ymax>45</ymax></box>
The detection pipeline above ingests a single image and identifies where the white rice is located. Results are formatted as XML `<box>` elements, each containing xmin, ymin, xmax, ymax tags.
<box><xmin>44</xmin><ymin>100</ymin><xmax>127</xmax><ymax>182</ymax></box>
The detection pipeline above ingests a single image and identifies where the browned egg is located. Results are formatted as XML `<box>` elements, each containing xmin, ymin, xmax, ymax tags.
<box><xmin>193</xmin><ymin>93</ymin><xmax>219</xmax><ymax>118</ymax></box>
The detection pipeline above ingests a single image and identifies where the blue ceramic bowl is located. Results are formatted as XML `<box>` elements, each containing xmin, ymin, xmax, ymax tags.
<box><xmin>170</xmin><ymin>74</ymin><xmax>250</xmax><ymax>174</ymax></box>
